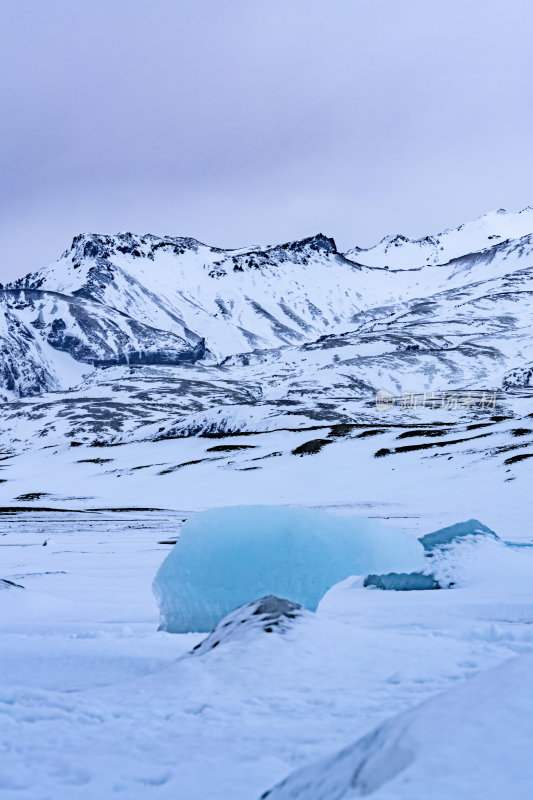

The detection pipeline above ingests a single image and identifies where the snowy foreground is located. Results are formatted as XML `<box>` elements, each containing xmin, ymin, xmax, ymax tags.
<box><xmin>2</xmin><ymin>508</ymin><xmax>533</xmax><ymax>799</ymax></box>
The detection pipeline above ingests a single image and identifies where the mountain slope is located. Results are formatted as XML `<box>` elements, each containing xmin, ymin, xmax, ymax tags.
<box><xmin>15</xmin><ymin>232</ymin><xmax>374</xmax><ymax>358</ymax></box>
<box><xmin>1</xmin><ymin>207</ymin><xmax>533</xmax><ymax>442</ymax></box>
<box><xmin>0</xmin><ymin>287</ymin><xmax>205</xmax><ymax>400</ymax></box>
<box><xmin>345</xmin><ymin>206</ymin><xmax>533</xmax><ymax>269</ymax></box>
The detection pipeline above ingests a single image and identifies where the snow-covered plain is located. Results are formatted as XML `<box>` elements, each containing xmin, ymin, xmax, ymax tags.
<box><xmin>1</xmin><ymin>209</ymin><xmax>533</xmax><ymax>798</ymax></box>
<box><xmin>2</xmin><ymin>511</ymin><xmax>533</xmax><ymax>799</ymax></box>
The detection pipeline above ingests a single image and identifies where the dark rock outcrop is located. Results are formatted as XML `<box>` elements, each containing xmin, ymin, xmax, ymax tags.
<box><xmin>190</xmin><ymin>595</ymin><xmax>304</xmax><ymax>656</ymax></box>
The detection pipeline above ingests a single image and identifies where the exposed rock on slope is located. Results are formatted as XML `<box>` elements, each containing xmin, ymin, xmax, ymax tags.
<box><xmin>190</xmin><ymin>595</ymin><xmax>304</xmax><ymax>656</ymax></box>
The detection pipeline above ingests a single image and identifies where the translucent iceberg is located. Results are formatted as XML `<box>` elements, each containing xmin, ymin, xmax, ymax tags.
<box><xmin>153</xmin><ymin>505</ymin><xmax>424</xmax><ymax>632</ymax></box>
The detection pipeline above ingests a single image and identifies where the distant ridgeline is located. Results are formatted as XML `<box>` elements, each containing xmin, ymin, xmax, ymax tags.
<box><xmin>2</xmin><ymin>208</ymin><xmax>533</xmax><ymax>401</ymax></box>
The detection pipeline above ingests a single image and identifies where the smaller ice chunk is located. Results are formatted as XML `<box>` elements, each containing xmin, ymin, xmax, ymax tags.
<box><xmin>419</xmin><ymin>519</ymin><xmax>498</xmax><ymax>552</ymax></box>
<box><xmin>153</xmin><ymin>505</ymin><xmax>424</xmax><ymax>632</ymax></box>
<box><xmin>364</xmin><ymin>572</ymin><xmax>441</xmax><ymax>591</ymax></box>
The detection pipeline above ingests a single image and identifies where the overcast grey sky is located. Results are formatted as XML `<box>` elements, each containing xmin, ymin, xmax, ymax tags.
<box><xmin>1</xmin><ymin>0</ymin><xmax>533</xmax><ymax>280</ymax></box>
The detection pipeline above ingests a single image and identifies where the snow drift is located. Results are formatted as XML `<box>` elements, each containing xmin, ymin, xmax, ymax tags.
<box><xmin>260</xmin><ymin>652</ymin><xmax>533</xmax><ymax>800</ymax></box>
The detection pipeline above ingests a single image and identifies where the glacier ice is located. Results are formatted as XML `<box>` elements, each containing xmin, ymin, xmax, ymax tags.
<box><xmin>419</xmin><ymin>519</ymin><xmax>498</xmax><ymax>552</ymax></box>
<box><xmin>153</xmin><ymin>505</ymin><xmax>424</xmax><ymax>633</ymax></box>
<box><xmin>364</xmin><ymin>572</ymin><xmax>441</xmax><ymax>591</ymax></box>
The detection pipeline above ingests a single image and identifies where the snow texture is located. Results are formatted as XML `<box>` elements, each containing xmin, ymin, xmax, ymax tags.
<box><xmin>260</xmin><ymin>652</ymin><xmax>533</xmax><ymax>800</ymax></box>
<box><xmin>153</xmin><ymin>506</ymin><xmax>424</xmax><ymax>632</ymax></box>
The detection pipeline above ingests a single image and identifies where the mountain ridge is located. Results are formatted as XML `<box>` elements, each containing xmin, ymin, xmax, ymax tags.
<box><xmin>345</xmin><ymin>206</ymin><xmax>533</xmax><ymax>269</ymax></box>
<box><xmin>1</xmin><ymin>208</ymin><xmax>533</xmax><ymax>404</ymax></box>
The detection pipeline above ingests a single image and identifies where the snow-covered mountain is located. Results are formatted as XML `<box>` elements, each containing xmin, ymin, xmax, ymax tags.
<box><xmin>1</xmin><ymin>207</ymin><xmax>533</xmax><ymax>476</ymax></box>
<box><xmin>3</xmin><ymin>208</ymin><xmax>533</xmax><ymax>405</ymax></box>
<box><xmin>345</xmin><ymin>206</ymin><xmax>533</xmax><ymax>269</ymax></box>
<box><xmin>13</xmin><ymin>231</ymin><xmax>368</xmax><ymax>364</ymax></box>
<box><xmin>0</xmin><ymin>287</ymin><xmax>205</xmax><ymax>397</ymax></box>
